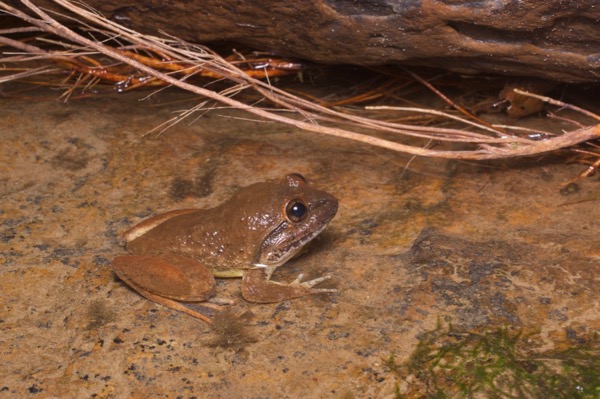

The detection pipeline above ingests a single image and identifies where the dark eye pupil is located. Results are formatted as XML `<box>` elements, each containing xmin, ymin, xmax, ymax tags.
<box><xmin>287</xmin><ymin>201</ymin><xmax>307</xmax><ymax>222</ymax></box>
<box><xmin>291</xmin><ymin>203</ymin><xmax>306</xmax><ymax>217</ymax></box>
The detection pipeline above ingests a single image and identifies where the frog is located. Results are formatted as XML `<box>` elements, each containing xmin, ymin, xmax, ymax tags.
<box><xmin>112</xmin><ymin>173</ymin><xmax>338</xmax><ymax>323</ymax></box>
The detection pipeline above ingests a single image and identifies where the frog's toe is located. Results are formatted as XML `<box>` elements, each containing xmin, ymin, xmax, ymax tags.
<box><xmin>207</xmin><ymin>296</ymin><xmax>235</xmax><ymax>306</ymax></box>
<box><xmin>294</xmin><ymin>274</ymin><xmax>334</xmax><ymax>289</ymax></box>
<box><xmin>290</xmin><ymin>273</ymin><xmax>305</xmax><ymax>285</ymax></box>
<box><xmin>309</xmin><ymin>287</ymin><xmax>337</xmax><ymax>293</ymax></box>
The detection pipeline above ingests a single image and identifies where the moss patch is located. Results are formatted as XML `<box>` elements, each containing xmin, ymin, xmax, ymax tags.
<box><xmin>386</xmin><ymin>322</ymin><xmax>600</xmax><ymax>399</ymax></box>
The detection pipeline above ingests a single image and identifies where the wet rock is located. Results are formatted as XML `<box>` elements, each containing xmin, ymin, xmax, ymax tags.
<box><xmin>34</xmin><ymin>0</ymin><xmax>600</xmax><ymax>82</ymax></box>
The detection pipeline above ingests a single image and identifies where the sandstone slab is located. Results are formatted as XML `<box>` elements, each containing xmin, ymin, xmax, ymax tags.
<box><xmin>1</xmin><ymin>87</ymin><xmax>599</xmax><ymax>397</ymax></box>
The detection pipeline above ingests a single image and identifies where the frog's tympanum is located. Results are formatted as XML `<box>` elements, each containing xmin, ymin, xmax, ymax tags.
<box><xmin>112</xmin><ymin>173</ymin><xmax>338</xmax><ymax>323</ymax></box>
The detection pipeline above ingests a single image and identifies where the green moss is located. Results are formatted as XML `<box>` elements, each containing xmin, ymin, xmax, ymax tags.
<box><xmin>386</xmin><ymin>322</ymin><xmax>599</xmax><ymax>399</ymax></box>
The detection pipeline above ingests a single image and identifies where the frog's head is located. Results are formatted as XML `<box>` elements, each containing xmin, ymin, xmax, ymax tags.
<box><xmin>228</xmin><ymin>173</ymin><xmax>338</xmax><ymax>268</ymax></box>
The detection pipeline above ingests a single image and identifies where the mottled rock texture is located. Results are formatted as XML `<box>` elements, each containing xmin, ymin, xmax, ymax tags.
<box><xmin>34</xmin><ymin>0</ymin><xmax>600</xmax><ymax>82</ymax></box>
<box><xmin>1</xmin><ymin>88</ymin><xmax>599</xmax><ymax>397</ymax></box>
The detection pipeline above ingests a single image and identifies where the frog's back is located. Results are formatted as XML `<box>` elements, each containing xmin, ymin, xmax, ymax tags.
<box><xmin>126</xmin><ymin>208</ymin><xmax>257</xmax><ymax>275</ymax></box>
<box><xmin>122</xmin><ymin>174</ymin><xmax>338</xmax><ymax>277</ymax></box>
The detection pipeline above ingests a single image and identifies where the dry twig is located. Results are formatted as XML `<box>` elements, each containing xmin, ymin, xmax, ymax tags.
<box><xmin>0</xmin><ymin>0</ymin><xmax>598</xmax><ymax>159</ymax></box>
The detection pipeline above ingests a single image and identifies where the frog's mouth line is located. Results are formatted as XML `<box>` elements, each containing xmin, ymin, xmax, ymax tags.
<box><xmin>257</xmin><ymin>221</ymin><xmax>328</xmax><ymax>268</ymax></box>
<box><xmin>288</xmin><ymin>222</ymin><xmax>328</xmax><ymax>256</ymax></box>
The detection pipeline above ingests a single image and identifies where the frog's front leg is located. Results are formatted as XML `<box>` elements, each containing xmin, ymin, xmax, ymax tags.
<box><xmin>112</xmin><ymin>254</ymin><xmax>218</xmax><ymax>323</ymax></box>
<box><xmin>241</xmin><ymin>268</ymin><xmax>337</xmax><ymax>303</ymax></box>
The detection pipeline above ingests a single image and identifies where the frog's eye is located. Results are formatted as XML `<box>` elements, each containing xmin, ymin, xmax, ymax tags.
<box><xmin>285</xmin><ymin>199</ymin><xmax>308</xmax><ymax>223</ymax></box>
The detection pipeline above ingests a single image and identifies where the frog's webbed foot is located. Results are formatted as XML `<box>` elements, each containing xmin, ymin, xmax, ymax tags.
<box><xmin>241</xmin><ymin>268</ymin><xmax>337</xmax><ymax>303</ymax></box>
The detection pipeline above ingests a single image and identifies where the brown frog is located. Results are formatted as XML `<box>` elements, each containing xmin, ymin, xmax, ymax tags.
<box><xmin>112</xmin><ymin>173</ymin><xmax>338</xmax><ymax>323</ymax></box>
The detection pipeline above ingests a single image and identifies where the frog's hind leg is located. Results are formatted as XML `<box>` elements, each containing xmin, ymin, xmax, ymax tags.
<box><xmin>123</xmin><ymin>209</ymin><xmax>199</xmax><ymax>242</ymax></box>
<box><xmin>133</xmin><ymin>289</ymin><xmax>217</xmax><ymax>324</ymax></box>
<box><xmin>112</xmin><ymin>254</ymin><xmax>219</xmax><ymax>323</ymax></box>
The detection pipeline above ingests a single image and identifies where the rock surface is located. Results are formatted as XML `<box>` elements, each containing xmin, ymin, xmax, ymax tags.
<box><xmin>1</xmin><ymin>87</ymin><xmax>599</xmax><ymax>397</ymax></box>
<box><xmin>32</xmin><ymin>0</ymin><xmax>600</xmax><ymax>82</ymax></box>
